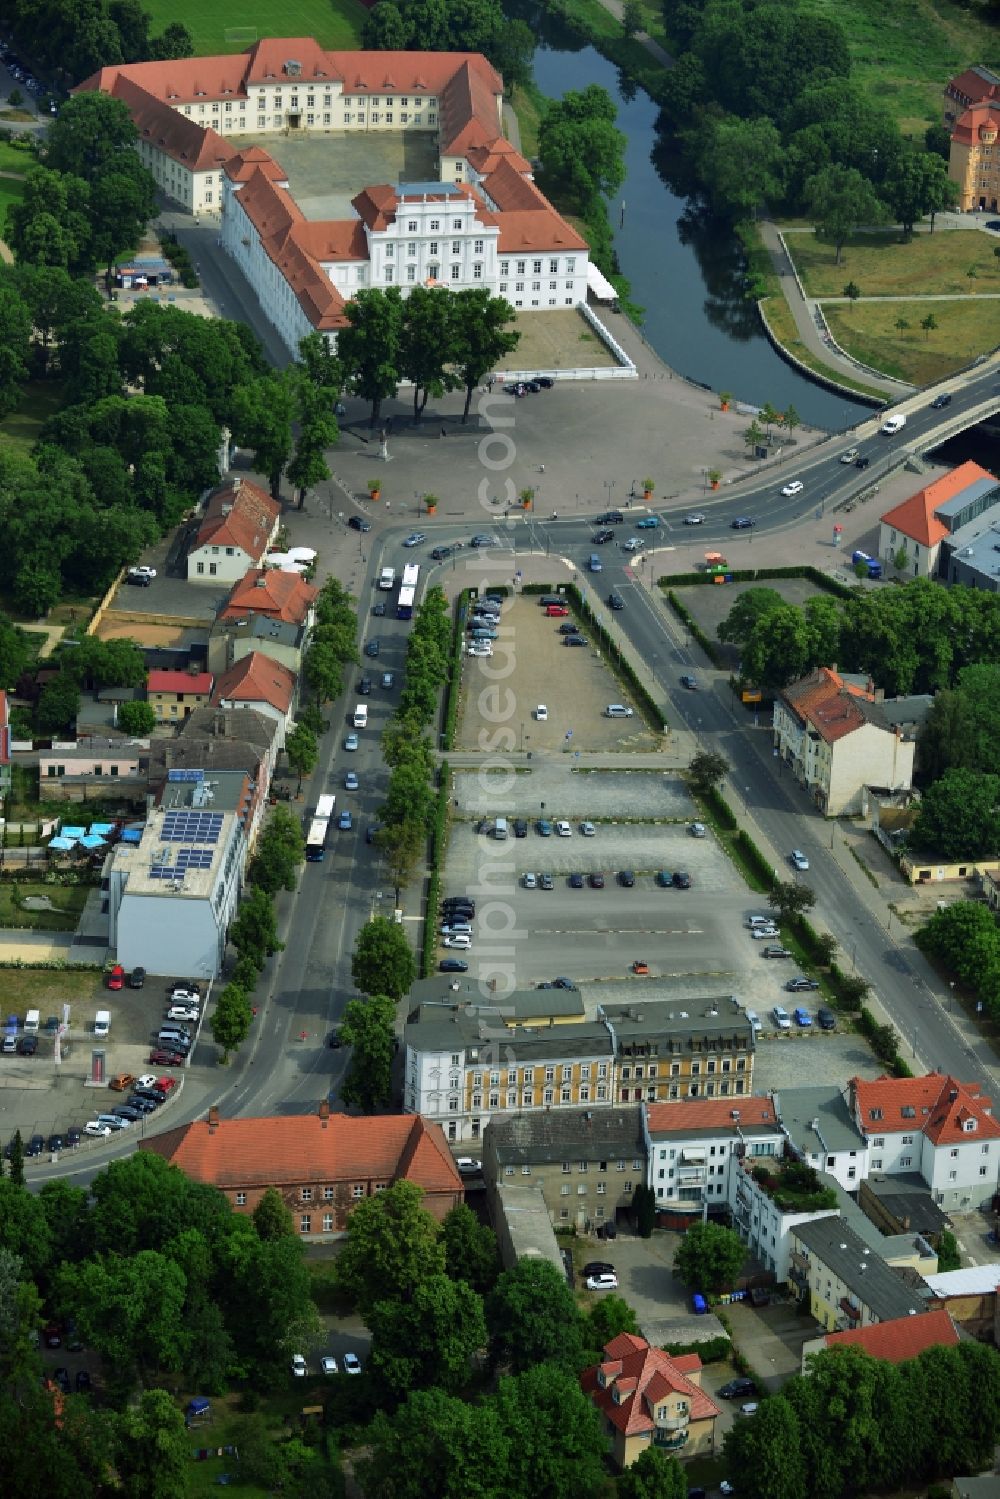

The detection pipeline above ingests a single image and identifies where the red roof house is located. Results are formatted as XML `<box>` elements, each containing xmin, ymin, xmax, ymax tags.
<box><xmin>807</xmin><ymin>1308</ymin><xmax>959</xmax><ymax>1366</ymax></box>
<box><xmin>147</xmin><ymin>668</ymin><xmax>214</xmax><ymax>723</ymax></box>
<box><xmin>220</xmin><ymin>569</ymin><xmax>317</xmax><ymax>627</ymax></box>
<box><xmin>140</xmin><ymin>1102</ymin><xmax>464</xmax><ymax>1236</ymax></box>
<box><xmin>581</xmin><ymin>1333</ymin><xmax>721</xmax><ymax>1469</ymax></box>
<box><xmin>188</xmin><ymin>477</ymin><xmax>281</xmax><ymax>585</ymax></box>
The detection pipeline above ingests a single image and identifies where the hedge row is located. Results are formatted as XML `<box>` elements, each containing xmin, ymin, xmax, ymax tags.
<box><xmin>658</xmin><ymin>565</ymin><xmax>853</xmax><ymax>600</ymax></box>
<box><xmin>665</xmin><ymin>590</ymin><xmax>722</xmax><ymax>666</ymax></box>
<box><xmin>705</xmin><ymin>785</ymin><xmax>737</xmax><ymax>832</ymax></box>
<box><xmin>420</xmin><ymin>761</ymin><xmax>452</xmax><ymax>977</ymax></box>
<box><xmin>735</xmin><ymin>828</ymin><xmax>775</xmax><ymax>887</ymax></box>
<box><xmin>662</xmin><ymin>1334</ymin><xmax>731</xmax><ymax>1363</ymax></box>
<box><xmin>441</xmin><ymin>591</ymin><xmax>471</xmax><ymax>751</ymax></box>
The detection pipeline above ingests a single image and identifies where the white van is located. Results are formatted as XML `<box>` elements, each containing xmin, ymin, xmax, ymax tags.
<box><xmin>745</xmin><ymin>1009</ymin><xmax>762</xmax><ymax>1037</ymax></box>
<box><xmin>353</xmin><ymin>704</ymin><xmax>368</xmax><ymax>729</ymax></box>
<box><xmin>605</xmin><ymin>704</ymin><xmax>634</xmax><ymax>718</ymax></box>
<box><xmin>24</xmin><ymin>1009</ymin><xmax>39</xmax><ymax>1034</ymax></box>
<box><xmin>492</xmin><ymin>817</ymin><xmax>508</xmax><ymax>840</ymax></box>
<box><xmin>94</xmin><ymin>1010</ymin><xmax>111</xmax><ymax>1038</ymax></box>
<box><xmin>880</xmin><ymin>413</ymin><xmax>907</xmax><ymax>434</ymax></box>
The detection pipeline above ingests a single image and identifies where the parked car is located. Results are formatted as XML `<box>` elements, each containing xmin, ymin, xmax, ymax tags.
<box><xmin>106</xmin><ymin>964</ymin><xmax>125</xmax><ymax>990</ymax></box>
<box><xmin>785</xmin><ymin>976</ymin><xmax>819</xmax><ymax>992</ymax></box>
<box><xmin>456</xmin><ymin>1157</ymin><xmax>482</xmax><ymax>1175</ymax></box>
<box><xmin>761</xmin><ymin>944</ymin><xmax>791</xmax><ymax>959</ymax></box>
<box><xmin>580</xmin><ymin>821</ymin><xmax>595</xmax><ymax>836</ymax></box>
<box><xmin>771</xmin><ymin>1006</ymin><xmax>791</xmax><ymax>1030</ymax></box>
<box><xmin>568</xmin><ymin>872</ymin><xmax>584</xmax><ymax>888</ymax></box>
<box><xmin>18</xmin><ymin>1035</ymin><xmax>37</xmax><ymax>1056</ymax></box>
<box><xmin>343</xmin><ymin>1353</ymin><xmax>362</xmax><ymax>1375</ymax></box>
<box><xmin>750</xmin><ymin>925</ymin><xmax>780</xmax><ymax>940</ymax></box>
<box><xmin>618</xmin><ymin>869</ymin><xmax>635</xmax><ymax>887</ymax></box>
<box><xmin>291</xmin><ymin>1354</ymin><xmax>307</xmax><ymax>1378</ymax></box>
<box><xmin>555</xmin><ymin>820</ymin><xmax>572</xmax><ymax>837</ymax></box>
<box><xmin>128</xmin><ymin>966</ymin><xmax>145</xmax><ymax>989</ymax></box>
<box><xmin>589</xmin><ymin>872</ymin><xmax>605</xmax><ymax>888</ymax></box>
<box><xmin>108</xmin><ymin>1073</ymin><xmax>136</xmax><ymax>1092</ymax></box>
<box><xmin>790</xmin><ymin>849</ymin><xmax>809</xmax><ymax>871</ymax></box>
<box><xmin>817</xmin><ymin>1006</ymin><xmax>837</xmax><ymax>1031</ymax></box>
<box><xmin>536</xmin><ymin>818</ymin><xmax>553</xmax><ymax>836</ymax></box>
<box><xmin>673</xmin><ymin>871</ymin><xmax>692</xmax><ymax>889</ymax></box>
<box><xmin>720</xmin><ymin>1377</ymin><xmax>756</xmax><ymax>1399</ymax></box>
<box><xmin>689</xmin><ymin>821</ymin><xmax>706</xmax><ymax>837</ymax></box>
<box><xmin>539</xmin><ymin>873</ymin><xmax>554</xmax><ymax>890</ymax></box>
<box><xmin>439</xmin><ymin>959</ymin><xmax>469</xmax><ymax>973</ymax></box>
<box><xmin>582</xmin><ymin>1261</ymin><xmax>615</xmax><ymax>1277</ymax></box>
<box><xmin>793</xmin><ymin>1007</ymin><xmax>813</xmax><ymax>1027</ymax></box>
<box><xmin>84</xmin><ymin>1121</ymin><xmax>111</xmax><ymax>1138</ymax></box>
<box><xmin>513</xmin><ymin>818</ymin><xmax>528</xmax><ymax>838</ymax></box>
<box><xmin>321</xmin><ymin>1355</ymin><xmax>339</xmax><ymax>1375</ymax></box>
<box><xmin>586</xmin><ymin>1272</ymin><xmax>619</xmax><ymax>1291</ymax></box>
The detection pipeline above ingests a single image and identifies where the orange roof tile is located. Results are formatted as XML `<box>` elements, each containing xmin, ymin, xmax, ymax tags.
<box><xmin>195</xmin><ymin>477</ymin><xmax>280</xmax><ymax>562</ymax></box>
<box><xmin>213</xmin><ymin>652</ymin><xmax>295</xmax><ymax>714</ymax></box>
<box><xmin>646</xmin><ymin>1098</ymin><xmax>778</xmax><ymax>1134</ymax></box>
<box><xmin>81</xmin><ymin>72</ymin><xmax>234</xmax><ymax>173</ymax></box>
<box><xmin>141</xmin><ymin>1110</ymin><xmax>463</xmax><ymax>1194</ymax></box>
<box><xmin>581</xmin><ymin>1335</ymin><xmax>720</xmax><ymax>1438</ymax></box>
<box><xmin>147</xmin><ymin>669</ymin><xmax>213</xmax><ymax>695</ymax></box>
<box><xmin>880</xmin><ymin>462</ymin><xmax>995</xmax><ymax>547</ymax></box>
<box><xmin>221</xmin><ymin>568</ymin><xmax>318</xmax><ymax>626</ymax></box>
<box><xmin>820</xmin><ymin>1309</ymin><xmax>959</xmax><ymax>1362</ymax></box>
<box><xmin>852</xmin><ymin>1073</ymin><xmax>1000</xmax><ymax>1146</ymax></box>
<box><xmin>781</xmin><ymin>667</ymin><xmax>879</xmax><ymax>745</ymax></box>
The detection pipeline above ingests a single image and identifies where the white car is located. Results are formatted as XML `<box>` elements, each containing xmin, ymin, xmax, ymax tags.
<box><xmin>166</xmin><ymin>1006</ymin><xmax>199</xmax><ymax>1022</ymax></box>
<box><xmin>136</xmin><ymin>1074</ymin><xmax>158</xmax><ymax>1089</ymax></box>
<box><xmin>555</xmin><ymin>820</ymin><xmax>572</xmax><ymax>837</ymax></box>
<box><xmin>622</xmin><ymin>538</ymin><xmax>642</xmax><ymax>552</ymax></box>
<box><xmin>745</xmin><ymin>1010</ymin><xmax>762</xmax><ymax>1036</ymax></box>
<box><xmin>683</xmin><ymin>512</ymin><xmax>705</xmax><ymax>525</ymax></box>
<box><xmin>586</xmin><ymin>1272</ymin><xmax>619</xmax><ymax>1291</ymax></box>
<box><xmin>343</xmin><ymin>1352</ymin><xmax>362</xmax><ymax>1375</ymax></box>
<box><xmin>402</xmin><ymin>533</ymin><xmax>426</xmax><ymax>547</ymax></box>
<box><xmin>780</xmin><ymin>480</ymin><xmax>803</xmax><ymax>498</ymax></box>
<box><xmin>771</xmin><ymin>1006</ymin><xmax>791</xmax><ymax>1031</ymax></box>
<box><xmin>580</xmin><ymin>821</ymin><xmax>596</xmax><ymax>837</ymax></box>
<box><xmin>169</xmin><ymin>987</ymin><xmax>200</xmax><ymax>1004</ymax></box>
<box><xmin>535</xmin><ymin>705</ymin><xmax>548</xmax><ymax>721</ymax></box>
<box><xmin>746</xmin><ymin>915</ymin><xmax>775</xmax><ymax>928</ymax></box>
<box><xmin>467</xmin><ymin>644</ymin><xmax>493</xmax><ymax>658</ymax></box>
<box><xmin>522</xmin><ymin>872</ymin><xmax>537</xmax><ymax>889</ymax></box>
<box><xmin>84</xmin><ymin>1121</ymin><xmax>112</xmax><ymax>1137</ymax></box>
<box><xmin>739</xmin><ymin>1402</ymin><xmax>760</xmax><ymax>1417</ymax></box>
<box><xmin>456</xmin><ymin>1157</ymin><xmax>482</xmax><ymax>1175</ymax></box>
<box><xmin>443</xmin><ymin>934</ymin><xmax>472</xmax><ymax>949</ymax></box>
<box><xmin>345</xmin><ymin>770</ymin><xmax>359</xmax><ymax>790</ymax></box>
<box><xmin>750</xmin><ymin>926</ymin><xmax>780</xmax><ymax>940</ymax></box>
<box><xmin>321</xmin><ymin>1355</ymin><xmax>339</xmax><ymax>1375</ymax></box>
<box><xmin>791</xmin><ymin>849</ymin><xmax>809</xmax><ymax>871</ymax></box>
<box><xmin>440</xmin><ymin>922</ymin><xmax>472</xmax><ymax>936</ymax></box>
<box><xmin>127</xmin><ymin>565</ymin><xmax>156</xmax><ymax>580</ymax></box>
<box><xmin>291</xmin><ymin>1354</ymin><xmax>307</xmax><ymax>1378</ymax></box>
<box><xmin>345</xmin><ymin>733</ymin><xmax>359</xmax><ymax>751</ymax></box>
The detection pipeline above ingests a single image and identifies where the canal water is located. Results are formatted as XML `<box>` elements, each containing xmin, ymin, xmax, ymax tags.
<box><xmin>518</xmin><ymin>13</ymin><xmax>870</xmax><ymax>430</ymax></box>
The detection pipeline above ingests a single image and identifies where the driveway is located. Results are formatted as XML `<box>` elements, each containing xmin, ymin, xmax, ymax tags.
<box><xmin>577</xmin><ymin>1229</ymin><xmax>727</xmax><ymax>1347</ymax></box>
<box><xmin>723</xmin><ymin>1296</ymin><xmax>821</xmax><ymax>1389</ymax></box>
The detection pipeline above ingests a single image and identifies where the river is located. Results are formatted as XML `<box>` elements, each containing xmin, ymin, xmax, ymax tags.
<box><xmin>517</xmin><ymin>12</ymin><xmax>870</xmax><ymax>430</ymax></box>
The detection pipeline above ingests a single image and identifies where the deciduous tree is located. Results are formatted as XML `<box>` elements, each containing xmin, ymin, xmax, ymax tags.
<box><xmin>673</xmin><ymin>1221</ymin><xmax>745</xmax><ymax>1292</ymax></box>
<box><xmin>442</xmin><ymin>1202</ymin><xmax>502</xmax><ymax>1295</ymax></box>
<box><xmin>341</xmin><ymin>993</ymin><xmax>396</xmax><ymax>1112</ymax></box>
<box><xmin>369</xmin><ymin>1272</ymin><xmax>486</xmax><ymax>1396</ymax></box>
<box><xmin>351</xmin><ymin>914</ymin><xmax>416</xmax><ymax>999</ymax></box>
<box><xmin>335</xmin><ymin>1179</ymin><xmax>445</xmax><ymax>1316</ymax></box>
<box><xmin>486</xmin><ymin>1258</ymin><xmax>582</xmax><ymax>1372</ymax></box>
<box><xmin>909</xmin><ymin>768</ymin><xmax>1000</xmax><ymax>860</ymax></box>
<box><xmin>451</xmin><ymin>288</ymin><xmax>520</xmax><ymax>421</ymax></box>
<box><xmin>804</xmin><ymin>163</ymin><xmax>886</xmax><ymax>263</ymax></box>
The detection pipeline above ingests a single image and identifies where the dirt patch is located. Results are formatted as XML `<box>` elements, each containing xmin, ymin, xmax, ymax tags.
<box><xmin>96</xmin><ymin>618</ymin><xmax>202</xmax><ymax>647</ymax></box>
<box><xmin>505</xmin><ymin>309</ymin><xmax>621</xmax><ymax>372</ymax></box>
<box><xmin>456</xmin><ymin>595</ymin><xmax>659</xmax><ymax>752</ymax></box>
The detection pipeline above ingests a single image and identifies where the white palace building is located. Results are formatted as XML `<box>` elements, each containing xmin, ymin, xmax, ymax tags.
<box><xmin>78</xmin><ymin>39</ymin><xmax>592</xmax><ymax>357</ymax></box>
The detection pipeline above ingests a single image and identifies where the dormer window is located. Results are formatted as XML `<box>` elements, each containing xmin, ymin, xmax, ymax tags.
<box><xmin>964</xmin><ymin>1118</ymin><xmax>978</xmax><ymax>1132</ymax></box>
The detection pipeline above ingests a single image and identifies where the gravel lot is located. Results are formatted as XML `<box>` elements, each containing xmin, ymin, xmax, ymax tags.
<box><xmin>446</xmin><ymin>821</ymin><xmax>738</xmax><ymax>891</ymax></box>
<box><xmin>456</xmin><ymin>596</ymin><xmax>660</xmax><ymax>753</ymax></box>
<box><xmin>453</xmin><ymin>767</ymin><xmax>695</xmax><ymax>819</ymax></box>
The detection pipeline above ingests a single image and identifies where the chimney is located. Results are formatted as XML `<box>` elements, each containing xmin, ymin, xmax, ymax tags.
<box><xmin>318</xmin><ymin>1099</ymin><xmax>330</xmax><ymax>1125</ymax></box>
<box><xmin>208</xmin><ymin>1106</ymin><xmax>220</xmax><ymax>1131</ymax></box>
<box><xmin>874</xmin><ymin>687</ymin><xmax>885</xmax><ymax>703</ymax></box>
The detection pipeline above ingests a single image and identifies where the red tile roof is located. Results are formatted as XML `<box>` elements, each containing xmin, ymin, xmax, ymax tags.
<box><xmin>819</xmin><ymin>1309</ymin><xmax>958</xmax><ymax>1363</ymax></box>
<box><xmin>852</xmin><ymin>1073</ymin><xmax>1000</xmax><ymax>1146</ymax></box>
<box><xmin>646</xmin><ymin>1098</ymin><xmax>778</xmax><ymax>1134</ymax></box>
<box><xmin>947</xmin><ymin>68</ymin><xmax>1000</xmax><ymax>108</ymax></box>
<box><xmin>880</xmin><ymin>462</ymin><xmax>995</xmax><ymax>547</ymax></box>
<box><xmin>80</xmin><ymin>71</ymin><xmax>234</xmax><ymax>173</ymax></box>
<box><xmin>141</xmin><ymin>1109</ymin><xmax>463</xmax><ymax>1194</ymax></box>
<box><xmin>952</xmin><ymin>102</ymin><xmax>1000</xmax><ymax>147</ymax></box>
<box><xmin>221</xmin><ymin>568</ymin><xmax>318</xmax><ymax>626</ymax></box>
<box><xmin>781</xmin><ymin>666</ymin><xmax>877</xmax><ymax>746</ymax></box>
<box><xmin>213</xmin><ymin>652</ymin><xmax>295</xmax><ymax>714</ymax></box>
<box><xmin>466</xmin><ymin>139</ymin><xmax>532</xmax><ymax>176</ymax></box>
<box><xmin>147</xmin><ymin>670</ymin><xmax>214</xmax><ymax>695</ymax></box>
<box><xmin>438</xmin><ymin>59</ymin><xmax>502</xmax><ymax>156</ymax></box>
<box><xmin>581</xmin><ymin>1333</ymin><xmax>720</xmax><ymax>1438</ymax></box>
<box><xmin>195</xmin><ymin>477</ymin><xmax>281</xmax><ymax>562</ymax></box>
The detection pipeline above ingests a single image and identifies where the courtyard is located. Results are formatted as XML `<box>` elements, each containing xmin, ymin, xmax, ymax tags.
<box><xmin>226</xmin><ymin>128</ymin><xmax>439</xmax><ymax>219</ymax></box>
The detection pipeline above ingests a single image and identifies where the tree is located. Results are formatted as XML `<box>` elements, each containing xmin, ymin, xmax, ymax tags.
<box><xmin>918</xmin><ymin>665</ymin><xmax>1000</xmax><ymax>783</ymax></box>
<box><xmin>937</xmin><ymin>1228</ymin><xmax>960</xmax><ymax>1272</ymax></box>
<box><xmin>338</xmin><ymin>286</ymin><xmax>404</xmax><ymax>427</ymax></box>
<box><xmin>618</xmin><ymin>1448</ymin><xmax>688</xmax><ymax>1499</ymax></box>
<box><xmin>47</xmin><ymin>92</ymin><xmax>141</xmax><ymax>181</ymax></box>
<box><xmin>0</xmin><ymin>1178</ymin><xmax>51</xmax><ymax>1281</ymax></box>
<box><xmin>253</xmin><ymin>1187</ymin><xmax>296</xmax><ymax>1241</ymax></box>
<box><xmin>843</xmin><ymin>280</ymin><xmax>861</xmax><ymax>300</ymax></box>
<box><xmin>783</xmin><ymin>404</ymin><xmax>800</xmax><ymax>439</ymax></box>
<box><xmin>486</xmin><ymin>1258</ymin><xmax>582</xmax><ymax>1373</ymax></box>
<box><xmin>351</xmin><ymin>914</ymin><xmax>416</xmax><ymax>999</ymax></box>
<box><xmin>585</xmin><ymin>1293</ymin><xmax>640</xmax><ymax>1355</ymax></box>
<box><xmin>538</xmin><ymin>85</ymin><xmax>627</xmax><ymax>215</ymax></box>
<box><xmin>884</xmin><ymin>153</ymin><xmax>955</xmax><ymax>238</ymax></box>
<box><xmin>229</xmin><ymin>886</ymin><xmax>282</xmax><ymax>969</ymax></box>
<box><xmin>0</xmin><ymin>285</ymin><xmax>31</xmax><ymax>418</ymax></box>
<box><xmin>699</xmin><ymin>116</ymin><xmax>785</xmax><ymax>218</ymax></box>
<box><xmin>442</xmin><ymin>1202</ymin><xmax>502</xmax><ymax>1296</ymax></box>
<box><xmin>249</xmin><ymin>805</ymin><xmax>305</xmax><ymax>894</ymax></box>
<box><xmin>812</xmin><ymin>932</ymin><xmax>838</xmax><ymax>966</ymax></box>
<box><xmin>38</xmin><ymin>1179</ymin><xmax>92</xmax><ymax>1267</ymax></box>
<box><xmin>369</xmin><ymin>1272</ymin><xmax>486</xmax><ymax>1396</ymax></box>
<box><xmin>742</xmin><ymin>603</ymin><xmax>819</xmax><ymax>689</ymax></box>
<box><xmin>689</xmin><ymin>750</ymin><xmax>729</xmax><ymax>795</ymax></box>
<box><xmin>335</xmin><ymin>1179</ymin><xmax>446</xmax><ymax>1316</ymax></box>
<box><xmin>723</xmin><ymin>1392</ymin><xmax>807</xmax><ymax>1499</ymax></box>
<box><xmin>804</xmin><ymin>164</ymin><xmax>885</xmax><ymax>263</ymax></box>
<box><xmin>114</xmin><ymin>1388</ymin><xmax>191</xmax><ymax>1499</ymax></box>
<box><xmin>341</xmin><ymin>993</ymin><xmax>396</xmax><ymax>1112</ymax></box>
<box><xmin>286</xmin><ymin>374</ymin><xmax>339</xmax><ymax>506</ymax></box>
<box><xmin>361</xmin><ymin>1387</ymin><xmax>510</xmax><ymax>1499</ymax></box>
<box><xmin>718</xmin><ymin>587</ymin><xmax>785</xmax><ymax>646</ymax></box>
<box><xmin>303</xmin><ymin>640</ymin><xmax>345</xmax><ymax>705</ymax></box>
<box><xmin>7</xmin><ymin>1131</ymin><xmax>24</xmax><ymax>1189</ymax></box>
<box><xmin>921</xmin><ymin>312</ymin><xmax>938</xmax><ymax>339</ymax></box>
<box><xmin>117</xmin><ymin>699</ymin><xmax>156</xmax><ymax>735</ymax></box>
<box><xmin>35</xmin><ymin>674</ymin><xmax>81</xmax><ymax>734</ymax></box>
<box><xmin>768</xmin><ymin>880</ymin><xmax>817</xmax><ymax>921</ymax></box>
<box><xmin>622</xmin><ymin>0</ymin><xmax>643</xmax><ymax>34</ymax></box>
<box><xmin>673</xmin><ymin>1221</ymin><xmax>745</xmax><ymax>1293</ymax></box>
<box><xmin>451</xmin><ymin>287</ymin><xmax>520</xmax><ymax>421</ymax></box>
<box><xmin>231</xmin><ymin>372</ymin><xmax>294</xmax><ymax>498</ymax></box>
<box><xmin>916</xmin><ymin>900</ymin><xmax>1000</xmax><ymax>990</ymax></box>
<box><xmin>89</xmin><ymin>158</ymin><xmax>158</xmax><ymax>277</ymax></box>
<box><xmin>910</xmin><ymin>769</ymin><xmax>1000</xmax><ymax>859</ymax></box>
<box><xmin>743</xmin><ymin>419</ymin><xmax>764</xmax><ymax>451</ymax></box>
<box><xmin>496</xmin><ymin>1363</ymin><xmax>608</xmax><ymax>1498</ymax></box>
<box><xmin>57</xmin><ymin>1248</ymin><xmax>188</xmax><ymax>1390</ymax></box>
<box><xmin>284</xmin><ymin>721</ymin><xmax>317</xmax><ymax>795</ymax></box>
<box><xmin>210</xmin><ymin>981</ymin><xmax>253</xmax><ymax>1061</ymax></box>
<box><xmin>400</xmin><ymin>285</ymin><xmax>458</xmax><ymax>421</ymax></box>
<box><xmin>377</xmin><ymin>817</ymin><xmax>426</xmax><ymax>904</ymax></box>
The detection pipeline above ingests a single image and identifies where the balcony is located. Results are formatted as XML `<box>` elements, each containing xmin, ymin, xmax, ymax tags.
<box><xmin>653</xmin><ymin>1428</ymin><xmax>689</xmax><ymax>1451</ymax></box>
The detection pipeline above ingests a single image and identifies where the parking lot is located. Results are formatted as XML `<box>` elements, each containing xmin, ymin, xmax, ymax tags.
<box><xmin>453</xmin><ymin>767</ymin><xmax>693</xmax><ymax>820</ymax></box>
<box><xmin>456</xmin><ymin>596</ymin><xmax>660</xmax><ymax>753</ymax></box>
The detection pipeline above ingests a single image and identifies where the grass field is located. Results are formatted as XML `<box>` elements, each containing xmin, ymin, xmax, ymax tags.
<box><xmin>140</xmin><ymin>0</ymin><xmax>366</xmax><ymax>54</ymax></box>
<box><xmin>0</xmin><ymin>174</ymin><xmax>25</xmax><ymax>229</ymax></box>
<box><xmin>759</xmin><ymin>297</ymin><xmax>888</xmax><ymax>400</ymax></box>
<box><xmin>824</xmin><ymin>297</ymin><xmax>1000</xmax><ymax>383</ymax></box>
<box><xmin>0</xmin><ymin>140</ymin><xmax>32</xmax><ymax>174</ymax></box>
<box><xmin>800</xmin><ymin>0</ymin><xmax>1000</xmax><ymax>133</ymax></box>
<box><xmin>0</xmin><ymin>882</ymin><xmax>90</xmax><ymax>932</ymax></box>
<box><xmin>0</xmin><ymin>966</ymin><xmax>99</xmax><ymax>1009</ymax></box>
<box><xmin>0</xmin><ymin>380</ymin><xmax>63</xmax><ymax>455</ymax></box>
<box><xmin>789</xmin><ymin>229</ymin><xmax>1000</xmax><ymax>297</ymax></box>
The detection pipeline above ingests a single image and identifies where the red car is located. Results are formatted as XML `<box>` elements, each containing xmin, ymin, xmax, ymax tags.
<box><xmin>155</xmin><ymin>1076</ymin><xmax>178</xmax><ymax>1093</ymax></box>
<box><xmin>148</xmin><ymin>1048</ymin><xmax>184</xmax><ymax>1067</ymax></box>
<box><xmin>106</xmin><ymin>964</ymin><xmax>125</xmax><ymax>990</ymax></box>
<box><xmin>545</xmin><ymin>605</ymin><xmax>569</xmax><ymax>617</ymax></box>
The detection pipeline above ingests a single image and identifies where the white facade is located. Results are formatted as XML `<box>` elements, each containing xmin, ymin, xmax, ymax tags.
<box><xmin>644</xmin><ymin>1116</ymin><xmax>783</xmax><ymax>1213</ymax></box>
<box><xmin>187</xmin><ymin>537</ymin><xmax>276</xmax><ymax>586</ymax></box>
<box><xmin>729</xmin><ymin>1156</ymin><xmax>840</xmax><ymax>1282</ymax></box>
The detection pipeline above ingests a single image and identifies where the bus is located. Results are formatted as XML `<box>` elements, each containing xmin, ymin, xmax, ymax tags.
<box><xmin>378</xmin><ymin>566</ymin><xmax>396</xmax><ymax>591</ymax></box>
<box><xmin>306</xmin><ymin>794</ymin><xmax>336</xmax><ymax>862</ymax></box>
<box><xmin>397</xmin><ymin>563</ymin><xmax>419</xmax><ymax>620</ymax></box>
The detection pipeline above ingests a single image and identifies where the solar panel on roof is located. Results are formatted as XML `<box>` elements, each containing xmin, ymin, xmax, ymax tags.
<box><xmin>161</xmin><ymin>812</ymin><xmax>223</xmax><ymax>844</ymax></box>
<box><xmin>167</xmin><ymin>768</ymin><xmax>205</xmax><ymax>783</ymax></box>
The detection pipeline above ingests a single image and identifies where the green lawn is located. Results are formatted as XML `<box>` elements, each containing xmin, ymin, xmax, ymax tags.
<box><xmin>0</xmin><ymin>139</ymin><xmax>33</xmax><ymax>174</ymax></box>
<box><xmin>800</xmin><ymin>0</ymin><xmax>1000</xmax><ymax>132</ymax></box>
<box><xmin>0</xmin><ymin>967</ymin><xmax>100</xmax><ymax>1010</ymax></box>
<box><xmin>824</xmin><ymin>296</ymin><xmax>1000</xmax><ymax>383</ymax></box>
<box><xmin>759</xmin><ymin>296</ymin><xmax>888</xmax><ymax>400</ymax></box>
<box><xmin>0</xmin><ymin>174</ymin><xmax>25</xmax><ymax>229</ymax></box>
<box><xmin>0</xmin><ymin>379</ymin><xmax>64</xmax><ymax>455</ymax></box>
<box><xmin>0</xmin><ymin>882</ymin><xmax>90</xmax><ymax>931</ymax></box>
<box><xmin>789</xmin><ymin>229</ymin><xmax>1000</xmax><ymax>298</ymax></box>
<box><xmin>140</xmin><ymin>0</ymin><xmax>365</xmax><ymax>54</ymax></box>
